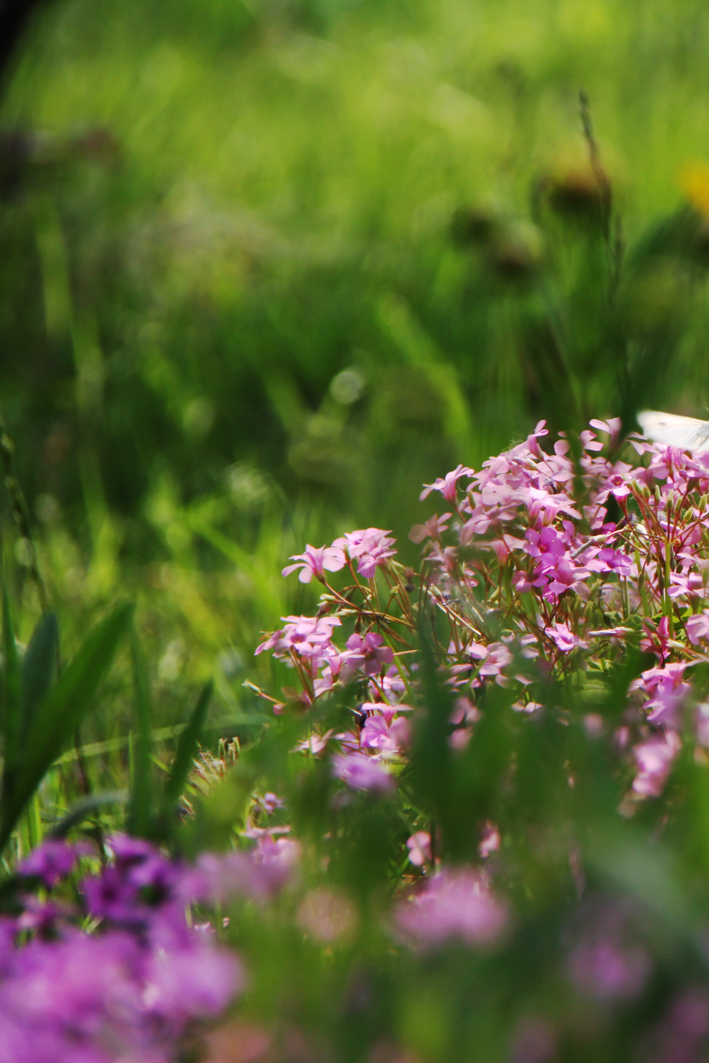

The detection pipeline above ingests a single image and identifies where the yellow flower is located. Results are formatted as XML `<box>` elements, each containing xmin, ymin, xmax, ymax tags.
<box><xmin>679</xmin><ymin>161</ymin><xmax>709</xmax><ymax>219</ymax></box>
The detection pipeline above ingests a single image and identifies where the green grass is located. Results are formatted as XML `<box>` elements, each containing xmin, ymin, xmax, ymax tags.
<box><xmin>2</xmin><ymin>0</ymin><xmax>709</xmax><ymax>846</ymax></box>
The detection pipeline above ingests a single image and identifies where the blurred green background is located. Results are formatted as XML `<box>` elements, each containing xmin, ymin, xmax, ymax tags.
<box><xmin>3</xmin><ymin>0</ymin><xmax>709</xmax><ymax>738</ymax></box>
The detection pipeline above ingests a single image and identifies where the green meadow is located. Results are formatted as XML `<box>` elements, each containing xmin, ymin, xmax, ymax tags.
<box><xmin>2</xmin><ymin>0</ymin><xmax>709</xmax><ymax>838</ymax></box>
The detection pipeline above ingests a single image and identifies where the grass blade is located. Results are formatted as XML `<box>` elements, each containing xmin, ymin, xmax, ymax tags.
<box><xmin>48</xmin><ymin>790</ymin><xmax>128</xmax><ymax>839</ymax></box>
<box><xmin>127</xmin><ymin>632</ymin><xmax>153</xmax><ymax>837</ymax></box>
<box><xmin>162</xmin><ymin>680</ymin><xmax>212</xmax><ymax>812</ymax></box>
<box><xmin>0</xmin><ymin>586</ymin><xmax>22</xmax><ymax>798</ymax></box>
<box><xmin>0</xmin><ymin>601</ymin><xmax>134</xmax><ymax>854</ymax></box>
<box><xmin>21</xmin><ymin>611</ymin><xmax>59</xmax><ymax>742</ymax></box>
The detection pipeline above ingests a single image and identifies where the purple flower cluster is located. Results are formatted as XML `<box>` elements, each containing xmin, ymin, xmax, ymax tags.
<box><xmin>0</xmin><ymin>835</ymin><xmax>292</xmax><ymax>1062</ymax></box>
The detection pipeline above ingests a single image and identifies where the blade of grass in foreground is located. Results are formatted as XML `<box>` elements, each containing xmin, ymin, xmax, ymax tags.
<box><xmin>0</xmin><ymin>602</ymin><xmax>134</xmax><ymax>855</ymax></box>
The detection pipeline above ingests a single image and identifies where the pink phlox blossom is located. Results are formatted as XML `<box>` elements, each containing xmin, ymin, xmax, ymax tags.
<box><xmin>420</xmin><ymin>465</ymin><xmax>474</xmax><ymax>502</ymax></box>
<box><xmin>478</xmin><ymin>642</ymin><xmax>514</xmax><ymax>684</ymax></box>
<box><xmin>371</xmin><ymin>665</ymin><xmax>407</xmax><ymax>702</ymax></box>
<box><xmin>360</xmin><ymin>712</ymin><xmax>411</xmax><ymax>754</ymax></box>
<box><xmin>406</xmin><ymin>832</ymin><xmax>431</xmax><ymax>867</ymax></box>
<box><xmin>255</xmin><ymin>792</ymin><xmax>285</xmax><ymax>814</ymax></box>
<box><xmin>251</xmin><ymin>835</ymin><xmax>301</xmax><ymax>892</ymax></box>
<box><xmin>525</xmin><ymin>486</ymin><xmax>581</xmax><ymax>524</ymax></box>
<box><xmin>589</xmin><ymin>416</ymin><xmax>623</xmax><ymax>446</ymax></box>
<box><xmin>578</xmin><ymin>428</ymin><xmax>605</xmax><ymax>454</ymax></box>
<box><xmin>340</xmin><ymin>631</ymin><xmax>394</xmax><ymax>678</ymax></box>
<box><xmin>450</xmin><ymin>696</ymin><xmax>480</xmax><ymax>730</ymax></box>
<box><xmin>547</xmin><ymin>622</ymin><xmax>588</xmax><ymax>654</ymax></box>
<box><xmin>524</xmin><ymin>527</ymin><xmax>590</xmax><ymax>600</ymax></box>
<box><xmin>282</xmin><ymin>544</ymin><xmax>346</xmax><ymax>583</ymax></box>
<box><xmin>668</xmin><ymin>567</ymin><xmax>707</xmax><ymax>600</ymax></box>
<box><xmin>467</xmin><ymin>641</ymin><xmax>490</xmax><ymax>662</ymax></box>
<box><xmin>632</xmin><ymin>663</ymin><xmax>692</xmax><ymax>727</ymax></box>
<box><xmin>395</xmin><ymin>867</ymin><xmax>509</xmax><ymax>949</ymax></box>
<box><xmin>359</xmin><ymin>700</ymin><xmax>414</xmax><ymax>722</ymax></box>
<box><xmin>584</xmin><ymin>547</ymin><xmax>634</xmax><ymax>579</ymax></box>
<box><xmin>409</xmin><ymin>513</ymin><xmax>451</xmax><ymax>543</ymax></box>
<box><xmin>512</xmin><ymin>700</ymin><xmax>544</xmax><ymax>715</ymax></box>
<box><xmin>512</xmin><ymin>567</ymin><xmax>547</xmax><ymax>594</ymax></box>
<box><xmin>333</xmin><ymin>527</ymin><xmax>397</xmax><ymax>578</ymax></box>
<box><xmin>295</xmin><ymin>728</ymin><xmax>336</xmax><ymax>755</ymax></box>
<box><xmin>632</xmin><ymin>730</ymin><xmax>682</xmax><ymax>797</ymax></box>
<box><xmin>331</xmin><ymin>752</ymin><xmax>395</xmax><ymax>793</ymax></box>
<box><xmin>255</xmin><ymin>614</ymin><xmax>341</xmax><ymax>667</ymax></box>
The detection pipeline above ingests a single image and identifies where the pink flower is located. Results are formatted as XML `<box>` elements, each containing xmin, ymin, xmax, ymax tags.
<box><xmin>547</xmin><ymin>622</ymin><xmax>587</xmax><ymax>654</ymax></box>
<box><xmin>478</xmin><ymin>642</ymin><xmax>513</xmax><ymax>683</ymax></box>
<box><xmin>282</xmin><ymin>544</ymin><xmax>346</xmax><ymax>583</ymax></box>
<box><xmin>255</xmin><ymin>615</ymin><xmax>341</xmax><ymax>667</ymax></box>
<box><xmin>633</xmin><ymin>663</ymin><xmax>691</xmax><ymax>727</ymax></box>
<box><xmin>340</xmin><ymin>631</ymin><xmax>394</xmax><ymax>678</ymax></box>
<box><xmin>568</xmin><ymin>938</ymin><xmax>651</xmax><ymax>1001</ymax></box>
<box><xmin>395</xmin><ymin>867</ymin><xmax>509</xmax><ymax>949</ymax></box>
<box><xmin>687</xmin><ymin>611</ymin><xmax>709</xmax><ymax>645</ymax></box>
<box><xmin>18</xmin><ymin>840</ymin><xmax>89</xmax><ymax>888</ymax></box>
<box><xmin>406</xmin><ymin>832</ymin><xmax>431</xmax><ymax>867</ymax></box>
<box><xmin>420</xmin><ymin>465</ymin><xmax>473</xmax><ymax>502</ymax></box>
<box><xmin>361</xmin><ymin>712</ymin><xmax>410</xmax><ymax>753</ymax></box>
<box><xmin>333</xmin><ymin>528</ymin><xmax>397</xmax><ymax>578</ymax></box>
<box><xmin>409</xmin><ymin>513</ymin><xmax>451</xmax><ymax>543</ymax></box>
<box><xmin>632</xmin><ymin>731</ymin><xmax>681</xmax><ymax>797</ymax></box>
<box><xmin>331</xmin><ymin>752</ymin><xmax>395</xmax><ymax>793</ymax></box>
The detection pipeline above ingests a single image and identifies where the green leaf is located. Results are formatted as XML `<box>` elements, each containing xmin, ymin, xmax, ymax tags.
<box><xmin>162</xmin><ymin>680</ymin><xmax>212</xmax><ymax>812</ymax></box>
<box><xmin>0</xmin><ymin>586</ymin><xmax>22</xmax><ymax>799</ymax></box>
<box><xmin>0</xmin><ymin>601</ymin><xmax>134</xmax><ymax>854</ymax></box>
<box><xmin>21</xmin><ymin>611</ymin><xmax>59</xmax><ymax>742</ymax></box>
<box><xmin>127</xmin><ymin>632</ymin><xmax>153</xmax><ymax>837</ymax></box>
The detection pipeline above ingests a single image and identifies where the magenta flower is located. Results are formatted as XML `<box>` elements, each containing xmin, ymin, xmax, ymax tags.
<box><xmin>340</xmin><ymin>631</ymin><xmax>394</xmax><ymax>678</ymax></box>
<box><xmin>633</xmin><ymin>663</ymin><xmax>691</xmax><ymax>727</ymax></box>
<box><xmin>331</xmin><ymin>752</ymin><xmax>395</xmax><ymax>793</ymax></box>
<box><xmin>333</xmin><ymin>528</ymin><xmax>397</xmax><ymax>578</ymax></box>
<box><xmin>17</xmin><ymin>840</ymin><xmax>88</xmax><ymax>888</ymax></box>
<box><xmin>360</xmin><ymin>712</ymin><xmax>410</xmax><ymax>754</ymax></box>
<box><xmin>420</xmin><ymin>465</ymin><xmax>474</xmax><ymax>502</ymax></box>
<box><xmin>395</xmin><ymin>867</ymin><xmax>509</xmax><ymax>949</ymax></box>
<box><xmin>686</xmin><ymin>611</ymin><xmax>709</xmax><ymax>645</ymax></box>
<box><xmin>632</xmin><ymin>731</ymin><xmax>681</xmax><ymax>797</ymax></box>
<box><xmin>409</xmin><ymin>513</ymin><xmax>452</xmax><ymax>543</ymax></box>
<box><xmin>406</xmin><ymin>831</ymin><xmax>431</xmax><ymax>867</ymax></box>
<box><xmin>568</xmin><ymin>937</ymin><xmax>651</xmax><ymax>1001</ymax></box>
<box><xmin>547</xmin><ymin>622</ymin><xmax>587</xmax><ymax>654</ymax></box>
<box><xmin>255</xmin><ymin>614</ymin><xmax>342</xmax><ymax>668</ymax></box>
<box><xmin>282</xmin><ymin>544</ymin><xmax>346</xmax><ymax>583</ymax></box>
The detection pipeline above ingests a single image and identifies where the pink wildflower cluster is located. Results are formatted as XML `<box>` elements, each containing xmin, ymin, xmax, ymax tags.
<box><xmin>258</xmin><ymin>419</ymin><xmax>709</xmax><ymax>811</ymax></box>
